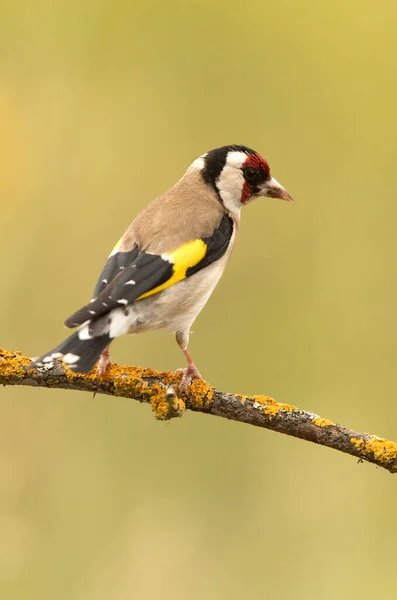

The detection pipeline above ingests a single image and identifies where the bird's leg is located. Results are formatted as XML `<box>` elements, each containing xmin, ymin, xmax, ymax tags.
<box><xmin>175</xmin><ymin>330</ymin><xmax>203</xmax><ymax>393</ymax></box>
<box><xmin>92</xmin><ymin>345</ymin><xmax>112</xmax><ymax>398</ymax></box>
<box><xmin>181</xmin><ymin>347</ymin><xmax>202</xmax><ymax>387</ymax></box>
<box><xmin>96</xmin><ymin>345</ymin><xmax>112</xmax><ymax>378</ymax></box>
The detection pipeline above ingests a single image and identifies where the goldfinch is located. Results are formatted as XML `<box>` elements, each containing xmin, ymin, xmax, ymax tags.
<box><xmin>31</xmin><ymin>145</ymin><xmax>293</xmax><ymax>390</ymax></box>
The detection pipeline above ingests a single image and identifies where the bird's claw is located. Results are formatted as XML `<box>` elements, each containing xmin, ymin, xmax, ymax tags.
<box><xmin>175</xmin><ymin>364</ymin><xmax>203</xmax><ymax>394</ymax></box>
<box><xmin>96</xmin><ymin>347</ymin><xmax>112</xmax><ymax>379</ymax></box>
<box><xmin>93</xmin><ymin>347</ymin><xmax>112</xmax><ymax>398</ymax></box>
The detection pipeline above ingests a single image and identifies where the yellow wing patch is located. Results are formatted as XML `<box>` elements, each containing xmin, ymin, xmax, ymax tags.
<box><xmin>137</xmin><ymin>239</ymin><xmax>207</xmax><ymax>300</ymax></box>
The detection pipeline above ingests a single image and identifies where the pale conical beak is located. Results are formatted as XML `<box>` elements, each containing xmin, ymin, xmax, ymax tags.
<box><xmin>259</xmin><ymin>176</ymin><xmax>294</xmax><ymax>202</ymax></box>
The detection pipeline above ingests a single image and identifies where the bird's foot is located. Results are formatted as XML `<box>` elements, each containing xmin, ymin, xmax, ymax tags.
<box><xmin>176</xmin><ymin>363</ymin><xmax>203</xmax><ymax>394</ymax></box>
<box><xmin>92</xmin><ymin>347</ymin><xmax>112</xmax><ymax>398</ymax></box>
<box><xmin>96</xmin><ymin>346</ymin><xmax>112</xmax><ymax>379</ymax></box>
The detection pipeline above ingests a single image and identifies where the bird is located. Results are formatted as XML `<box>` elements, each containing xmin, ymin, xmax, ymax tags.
<box><xmin>30</xmin><ymin>145</ymin><xmax>293</xmax><ymax>391</ymax></box>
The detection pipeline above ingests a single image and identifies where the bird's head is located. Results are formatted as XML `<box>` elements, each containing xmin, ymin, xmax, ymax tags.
<box><xmin>191</xmin><ymin>145</ymin><xmax>293</xmax><ymax>215</ymax></box>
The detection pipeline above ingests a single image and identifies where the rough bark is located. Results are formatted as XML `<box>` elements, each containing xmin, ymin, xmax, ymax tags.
<box><xmin>1</xmin><ymin>348</ymin><xmax>396</xmax><ymax>473</ymax></box>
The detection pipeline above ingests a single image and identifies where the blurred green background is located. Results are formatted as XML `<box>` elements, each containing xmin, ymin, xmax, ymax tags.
<box><xmin>1</xmin><ymin>0</ymin><xmax>397</xmax><ymax>598</ymax></box>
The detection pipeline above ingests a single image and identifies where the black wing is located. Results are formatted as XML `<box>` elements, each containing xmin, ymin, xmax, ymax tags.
<box><xmin>65</xmin><ymin>214</ymin><xmax>233</xmax><ymax>328</ymax></box>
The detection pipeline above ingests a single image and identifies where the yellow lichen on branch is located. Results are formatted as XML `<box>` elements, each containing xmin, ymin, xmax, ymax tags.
<box><xmin>238</xmin><ymin>394</ymin><xmax>298</xmax><ymax>418</ymax></box>
<box><xmin>350</xmin><ymin>436</ymin><xmax>397</xmax><ymax>468</ymax></box>
<box><xmin>0</xmin><ymin>348</ymin><xmax>28</xmax><ymax>378</ymax></box>
<box><xmin>1</xmin><ymin>347</ymin><xmax>397</xmax><ymax>473</ymax></box>
<box><xmin>312</xmin><ymin>417</ymin><xmax>336</xmax><ymax>428</ymax></box>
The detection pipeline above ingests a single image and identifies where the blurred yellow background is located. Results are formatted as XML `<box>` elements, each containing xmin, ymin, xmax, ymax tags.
<box><xmin>1</xmin><ymin>0</ymin><xmax>397</xmax><ymax>598</ymax></box>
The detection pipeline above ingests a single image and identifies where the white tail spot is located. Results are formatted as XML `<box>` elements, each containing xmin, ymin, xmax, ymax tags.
<box><xmin>63</xmin><ymin>353</ymin><xmax>80</xmax><ymax>364</ymax></box>
<box><xmin>43</xmin><ymin>351</ymin><xmax>63</xmax><ymax>364</ymax></box>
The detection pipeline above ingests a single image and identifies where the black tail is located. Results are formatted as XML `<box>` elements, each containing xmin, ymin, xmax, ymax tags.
<box><xmin>30</xmin><ymin>330</ymin><xmax>110</xmax><ymax>374</ymax></box>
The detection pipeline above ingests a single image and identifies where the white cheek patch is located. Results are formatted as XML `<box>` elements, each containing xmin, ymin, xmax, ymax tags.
<box><xmin>214</xmin><ymin>150</ymin><xmax>248</xmax><ymax>215</ymax></box>
<box><xmin>216</xmin><ymin>164</ymin><xmax>244</xmax><ymax>216</ymax></box>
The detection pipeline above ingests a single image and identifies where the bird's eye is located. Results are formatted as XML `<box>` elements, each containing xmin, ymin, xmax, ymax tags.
<box><xmin>244</xmin><ymin>167</ymin><xmax>259</xmax><ymax>183</ymax></box>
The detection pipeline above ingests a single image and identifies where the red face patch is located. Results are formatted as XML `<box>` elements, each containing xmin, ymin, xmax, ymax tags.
<box><xmin>240</xmin><ymin>153</ymin><xmax>270</xmax><ymax>205</ymax></box>
<box><xmin>242</xmin><ymin>152</ymin><xmax>270</xmax><ymax>174</ymax></box>
<box><xmin>240</xmin><ymin>181</ymin><xmax>252</xmax><ymax>205</ymax></box>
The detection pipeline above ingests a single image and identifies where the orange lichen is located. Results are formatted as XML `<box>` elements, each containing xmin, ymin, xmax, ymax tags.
<box><xmin>66</xmin><ymin>368</ymin><xmax>101</xmax><ymax>384</ymax></box>
<box><xmin>263</xmin><ymin>398</ymin><xmax>297</xmax><ymax>418</ymax></box>
<box><xmin>0</xmin><ymin>348</ymin><xmax>29</xmax><ymax>379</ymax></box>
<box><xmin>239</xmin><ymin>394</ymin><xmax>298</xmax><ymax>419</ymax></box>
<box><xmin>3</xmin><ymin>347</ymin><xmax>397</xmax><ymax>472</ymax></box>
<box><xmin>149</xmin><ymin>376</ymin><xmax>212</xmax><ymax>418</ymax></box>
<box><xmin>185</xmin><ymin>378</ymin><xmax>213</xmax><ymax>409</ymax></box>
<box><xmin>312</xmin><ymin>417</ymin><xmax>335</xmax><ymax>428</ymax></box>
<box><xmin>351</xmin><ymin>436</ymin><xmax>397</xmax><ymax>466</ymax></box>
<box><xmin>106</xmin><ymin>363</ymin><xmax>144</xmax><ymax>381</ymax></box>
<box><xmin>150</xmin><ymin>389</ymin><xmax>186</xmax><ymax>420</ymax></box>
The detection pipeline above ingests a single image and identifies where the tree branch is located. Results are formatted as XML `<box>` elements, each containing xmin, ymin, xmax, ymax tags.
<box><xmin>1</xmin><ymin>347</ymin><xmax>396</xmax><ymax>473</ymax></box>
